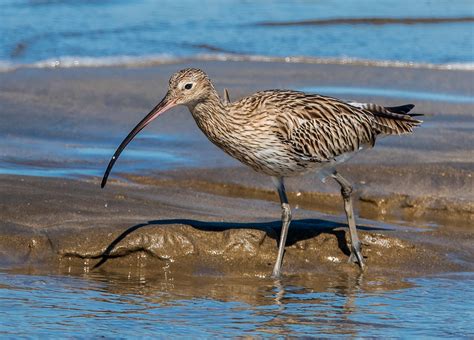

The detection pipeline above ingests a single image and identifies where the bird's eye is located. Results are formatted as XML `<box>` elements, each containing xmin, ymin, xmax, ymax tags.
<box><xmin>184</xmin><ymin>83</ymin><xmax>193</xmax><ymax>90</ymax></box>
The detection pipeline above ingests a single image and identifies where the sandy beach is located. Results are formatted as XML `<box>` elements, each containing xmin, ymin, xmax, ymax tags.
<box><xmin>2</xmin><ymin>0</ymin><xmax>474</xmax><ymax>335</ymax></box>
<box><xmin>1</xmin><ymin>60</ymin><xmax>472</xmax><ymax>281</ymax></box>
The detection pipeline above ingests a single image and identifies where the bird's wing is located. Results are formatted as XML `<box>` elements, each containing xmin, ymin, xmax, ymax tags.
<box><xmin>231</xmin><ymin>90</ymin><xmax>418</xmax><ymax>163</ymax></box>
<box><xmin>253</xmin><ymin>91</ymin><xmax>378</xmax><ymax>162</ymax></box>
<box><xmin>282</xmin><ymin>115</ymin><xmax>375</xmax><ymax>162</ymax></box>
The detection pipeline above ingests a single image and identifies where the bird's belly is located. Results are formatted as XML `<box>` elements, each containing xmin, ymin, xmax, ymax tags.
<box><xmin>207</xmin><ymin>130</ymin><xmax>368</xmax><ymax>178</ymax></box>
<box><xmin>222</xmin><ymin>143</ymin><xmax>314</xmax><ymax>177</ymax></box>
<box><xmin>241</xmin><ymin>142</ymin><xmax>370</xmax><ymax>178</ymax></box>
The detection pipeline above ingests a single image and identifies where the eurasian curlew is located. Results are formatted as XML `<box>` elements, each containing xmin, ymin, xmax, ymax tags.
<box><xmin>101</xmin><ymin>68</ymin><xmax>422</xmax><ymax>277</ymax></box>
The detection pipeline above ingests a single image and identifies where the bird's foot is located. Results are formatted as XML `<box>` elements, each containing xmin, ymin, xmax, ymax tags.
<box><xmin>271</xmin><ymin>267</ymin><xmax>281</xmax><ymax>278</ymax></box>
<box><xmin>348</xmin><ymin>241</ymin><xmax>365</xmax><ymax>270</ymax></box>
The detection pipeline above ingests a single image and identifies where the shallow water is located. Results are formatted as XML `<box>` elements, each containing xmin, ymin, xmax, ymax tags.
<box><xmin>1</xmin><ymin>0</ymin><xmax>473</xmax><ymax>70</ymax></box>
<box><xmin>0</xmin><ymin>270</ymin><xmax>472</xmax><ymax>337</ymax></box>
<box><xmin>0</xmin><ymin>132</ymin><xmax>233</xmax><ymax>178</ymax></box>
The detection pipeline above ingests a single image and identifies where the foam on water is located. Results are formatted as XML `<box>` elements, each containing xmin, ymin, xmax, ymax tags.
<box><xmin>2</xmin><ymin>54</ymin><xmax>474</xmax><ymax>73</ymax></box>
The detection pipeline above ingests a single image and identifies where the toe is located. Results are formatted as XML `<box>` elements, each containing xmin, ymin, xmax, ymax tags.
<box><xmin>349</xmin><ymin>242</ymin><xmax>365</xmax><ymax>270</ymax></box>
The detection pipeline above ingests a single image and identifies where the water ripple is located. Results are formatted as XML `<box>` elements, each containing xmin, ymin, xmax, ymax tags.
<box><xmin>2</xmin><ymin>271</ymin><xmax>471</xmax><ymax>337</ymax></box>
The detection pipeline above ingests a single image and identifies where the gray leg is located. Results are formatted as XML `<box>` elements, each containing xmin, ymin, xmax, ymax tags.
<box><xmin>271</xmin><ymin>176</ymin><xmax>292</xmax><ymax>277</ymax></box>
<box><xmin>332</xmin><ymin>171</ymin><xmax>365</xmax><ymax>270</ymax></box>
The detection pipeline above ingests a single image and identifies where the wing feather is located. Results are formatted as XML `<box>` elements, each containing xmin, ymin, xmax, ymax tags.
<box><xmin>283</xmin><ymin>114</ymin><xmax>375</xmax><ymax>162</ymax></box>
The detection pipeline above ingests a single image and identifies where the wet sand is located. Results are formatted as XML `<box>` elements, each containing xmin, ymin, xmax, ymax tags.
<box><xmin>0</xmin><ymin>60</ymin><xmax>473</xmax><ymax>280</ymax></box>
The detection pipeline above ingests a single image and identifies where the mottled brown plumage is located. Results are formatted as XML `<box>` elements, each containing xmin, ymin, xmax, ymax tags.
<box><xmin>102</xmin><ymin>68</ymin><xmax>422</xmax><ymax>277</ymax></box>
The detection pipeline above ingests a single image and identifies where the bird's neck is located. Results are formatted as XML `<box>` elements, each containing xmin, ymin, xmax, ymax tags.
<box><xmin>187</xmin><ymin>90</ymin><xmax>232</xmax><ymax>142</ymax></box>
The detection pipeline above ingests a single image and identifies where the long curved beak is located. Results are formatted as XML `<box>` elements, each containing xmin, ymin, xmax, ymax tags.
<box><xmin>101</xmin><ymin>95</ymin><xmax>176</xmax><ymax>188</ymax></box>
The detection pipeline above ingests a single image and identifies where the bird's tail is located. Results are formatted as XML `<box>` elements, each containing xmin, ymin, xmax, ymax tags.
<box><xmin>367</xmin><ymin>103</ymin><xmax>423</xmax><ymax>135</ymax></box>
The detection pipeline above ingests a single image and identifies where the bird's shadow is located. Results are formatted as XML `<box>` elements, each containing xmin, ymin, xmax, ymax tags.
<box><xmin>92</xmin><ymin>218</ymin><xmax>387</xmax><ymax>269</ymax></box>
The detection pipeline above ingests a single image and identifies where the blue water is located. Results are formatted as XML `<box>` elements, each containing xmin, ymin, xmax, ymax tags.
<box><xmin>1</xmin><ymin>0</ymin><xmax>473</xmax><ymax>70</ymax></box>
<box><xmin>0</xmin><ymin>271</ymin><xmax>473</xmax><ymax>337</ymax></box>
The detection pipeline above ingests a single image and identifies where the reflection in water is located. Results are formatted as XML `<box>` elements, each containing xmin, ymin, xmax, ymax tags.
<box><xmin>260</xmin><ymin>273</ymin><xmax>365</xmax><ymax>336</ymax></box>
<box><xmin>1</xmin><ymin>269</ymin><xmax>472</xmax><ymax>337</ymax></box>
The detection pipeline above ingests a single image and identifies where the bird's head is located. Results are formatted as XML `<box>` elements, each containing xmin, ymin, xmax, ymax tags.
<box><xmin>100</xmin><ymin>68</ymin><xmax>214</xmax><ymax>188</ymax></box>
<box><xmin>167</xmin><ymin>68</ymin><xmax>215</xmax><ymax>108</ymax></box>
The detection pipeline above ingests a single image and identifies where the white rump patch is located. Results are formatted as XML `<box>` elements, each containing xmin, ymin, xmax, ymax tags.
<box><xmin>347</xmin><ymin>101</ymin><xmax>368</xmax><ymax>109</ymax></box>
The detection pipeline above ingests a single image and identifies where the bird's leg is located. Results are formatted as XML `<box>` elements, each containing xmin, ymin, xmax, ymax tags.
<box><xmin>331</xmin><ymin>171</ymin><xmax>365</xmax><ymax>270</ymax></box>
<box><xmin>271</xmin><ymin>176</ymin><xmax>292</xmax><ymax>277</ymax></box>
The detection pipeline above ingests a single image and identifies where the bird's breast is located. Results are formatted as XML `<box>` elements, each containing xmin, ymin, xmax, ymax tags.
<box><xmin>192</xmin><ymin>109</ymin><xmax>313</xmax><ymax>176</ymax></box>
<box><xmin>209</xmin><ymin>130</ymin><xmax>311</xmax><ymax>176</ymax></box>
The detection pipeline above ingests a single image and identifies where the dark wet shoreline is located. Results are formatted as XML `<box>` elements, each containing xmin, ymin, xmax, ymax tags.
<box><xmin>1</xmin><ymin>173</ymin><xmax>471</xmax><ymax>278</ymax></box>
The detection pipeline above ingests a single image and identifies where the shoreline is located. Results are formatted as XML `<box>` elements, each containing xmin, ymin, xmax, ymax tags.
<box><xmin>0</xmin><ymin>60</ymin><xmax>472</xmax><ymax>279</ymax></box>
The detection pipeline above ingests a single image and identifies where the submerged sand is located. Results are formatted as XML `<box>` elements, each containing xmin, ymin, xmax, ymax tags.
<box><xmin>0</xmin><ymin>60</ymin><xmax>473</xmax><ymax>280</ymax></box>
